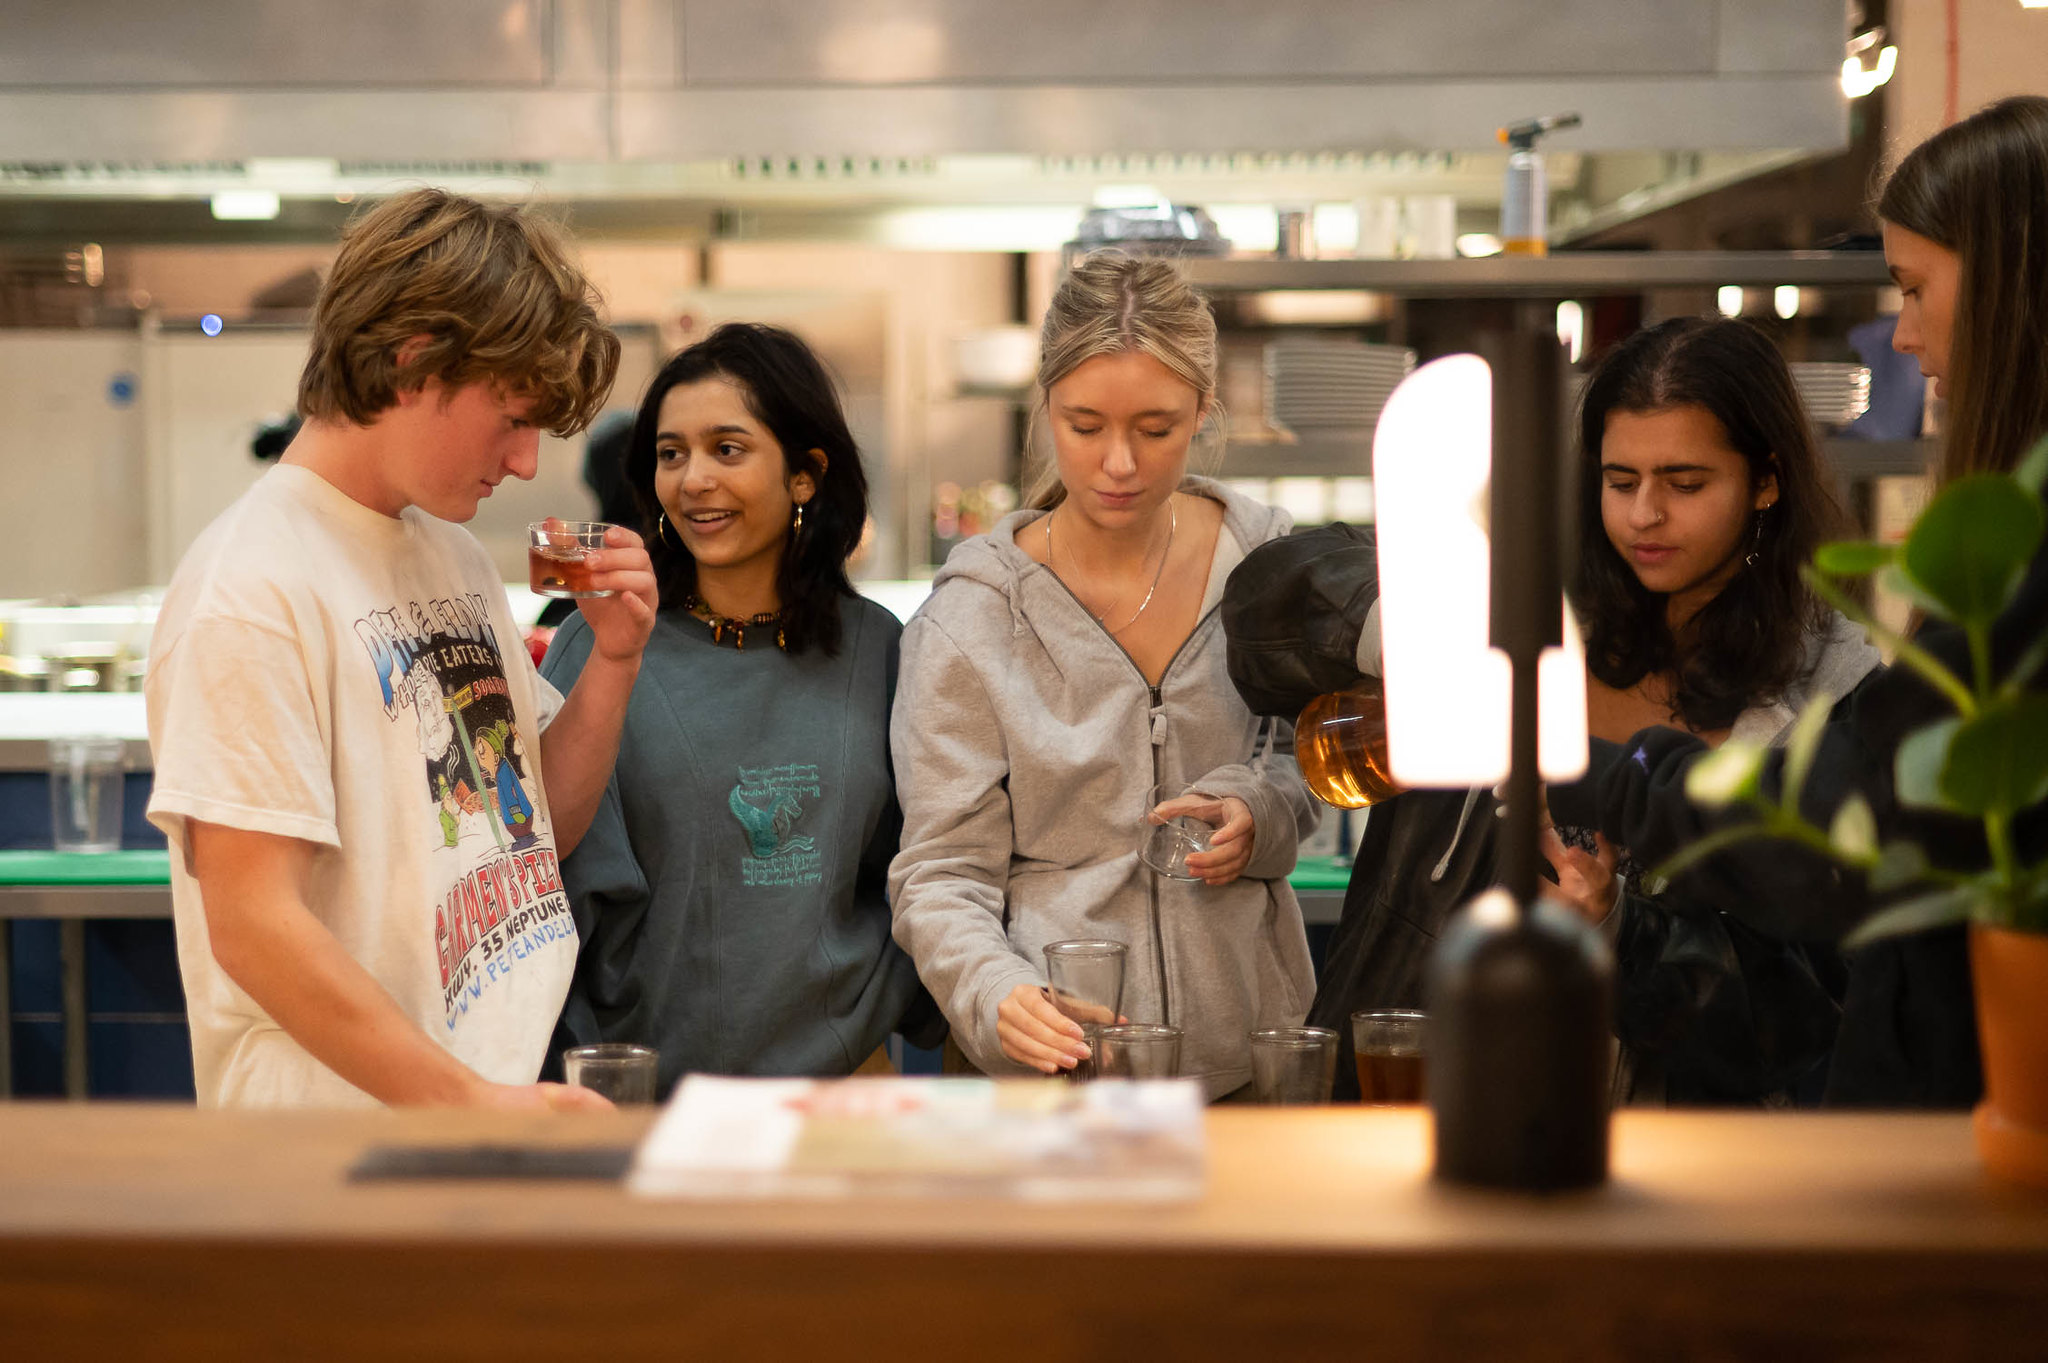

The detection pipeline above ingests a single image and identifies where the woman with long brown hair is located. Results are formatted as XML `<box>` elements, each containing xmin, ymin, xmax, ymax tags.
<box><xmin>1547</xmin><ymin>95</ymin><xmax>2048</xmax><ymax>1106</ymax></box>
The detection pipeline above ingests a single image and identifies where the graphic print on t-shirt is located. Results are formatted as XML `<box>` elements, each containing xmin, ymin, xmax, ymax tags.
<box><xmin>727</xmin><ymin>762</ymin><xmax>824</xmax><ymax>888</ymax></box>
<box><xmin>354</xmin><ymin>593</ymin><xmax>575</xmax><ymax>1027</ymax></box>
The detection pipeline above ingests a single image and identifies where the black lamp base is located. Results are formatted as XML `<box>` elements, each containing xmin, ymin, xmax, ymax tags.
<box><xmin>1426</xmin><ymin>889</ymin><xmax>1615</xmax><ymax>1192</ymax></box>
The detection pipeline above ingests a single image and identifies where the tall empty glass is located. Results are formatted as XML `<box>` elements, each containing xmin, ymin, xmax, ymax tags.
<box><xmin>1096</xmin><ymin>1024</ymin><xmax>1182</xmax><ymax>1079</ymax></box>
<box><xmin>1250</xmin><ymin>1026</ymin><xmax>1340</xmax><ymax>1104</ymax></box>
<box><xmin>1043</xmin><ymin>939</ymin><xmax>1126</xmax><ymax>1081</ymax></box>
<box><xmin>48</xmin><ymin>737</ymin><xmax>125</xmax><ymax>854</ymax></box>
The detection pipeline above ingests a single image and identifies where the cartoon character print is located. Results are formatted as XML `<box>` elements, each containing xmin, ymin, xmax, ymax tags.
<box><xmin>356</xmin><ymin>595</ymin><xmax>547</xmax><ymax>857</ymax></box>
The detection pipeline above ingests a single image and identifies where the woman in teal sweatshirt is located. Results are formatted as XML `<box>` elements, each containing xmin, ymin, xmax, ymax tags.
<box><xmin>543</xmin><ymin>324</ymin><xmax>940</xmax><ymax>1098</ymax></box>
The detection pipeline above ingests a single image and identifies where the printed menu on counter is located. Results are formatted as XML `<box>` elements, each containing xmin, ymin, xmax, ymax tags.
<box><xmin>630</xmin><ymin>1075</ymin><xmax>1206</xmax><ymax>1202</ymax></box>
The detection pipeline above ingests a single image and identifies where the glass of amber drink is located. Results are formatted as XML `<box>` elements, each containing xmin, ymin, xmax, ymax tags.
<box><xmin>528</xmin><ymin>521</ymin><xmax>616</xmax><ymax>599</ymax></box>
<box><xmin>1351</xmin><ymin>1009</ymin><xmax>1427</xmax><ymax>1104</ymax></box>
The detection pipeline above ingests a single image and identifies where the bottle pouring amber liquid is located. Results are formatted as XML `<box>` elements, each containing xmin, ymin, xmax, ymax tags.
<box><xmin>1294</xmin><ymin>678</ymin><xmax>1404</xmax><ymax>810</ymax></box>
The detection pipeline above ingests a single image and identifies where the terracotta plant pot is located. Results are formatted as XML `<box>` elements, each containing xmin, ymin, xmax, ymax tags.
<box><xmin>1970</xmin><ymin>923</ymin><xmax>2048</xmax><ymax>1188</ymax></box>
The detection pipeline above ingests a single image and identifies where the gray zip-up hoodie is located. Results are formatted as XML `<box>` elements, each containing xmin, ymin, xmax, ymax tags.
<box><xmin>888</xmin><ymin>479</ymin><xmax>1318</xmax><ymax>1098</ymax></box>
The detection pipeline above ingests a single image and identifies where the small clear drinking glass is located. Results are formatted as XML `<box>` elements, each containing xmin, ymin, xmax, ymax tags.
<box><xmin>561</xmin><ymin>1043</ymin><xmax>658</xmax><ymax>1104</ymax></box>
<box><xmin>48</xmin><ymin>736</ymin><xmax>126</xmax><ymax>854</ymax></box>
<box><xmin>1096</xmin><ymin>1024</ymin><xmax>1183</xmax><ymax>1079</ymax></box>
<box><xmin>1140</xmin><ymin>782</ymin><xmax>1225</xmax><ymax>881</ymax></box>
<box><xmin>527</xmin><ymin>521</ymin><xmax>617</xmax><ymax>600</ymax></box>
<box><xmin>1043</xmin><ymin>939</ymin><xmax>1126</xmax><ymax>1082</ymax></box>
<box><xmin>1249</xmin><ymin>1026</ymin><xmax>1340</xmax><ymax>1105</ymax></box>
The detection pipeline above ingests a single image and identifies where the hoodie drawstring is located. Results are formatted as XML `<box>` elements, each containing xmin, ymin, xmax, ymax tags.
<box><xmin>1431</xmin><ymin>786</ymin><xmax>1486</xmax><ymax>883</ymax></box>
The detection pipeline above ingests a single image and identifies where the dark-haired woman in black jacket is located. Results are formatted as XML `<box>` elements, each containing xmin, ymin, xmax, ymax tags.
<box><xmin>1548</xmin><ymin>96</ymin><xmax>2048</xmax><ymax>1108</ymax></box>
<box><xmin>1226</xmin><ymin>317</ymin><xmax>1876</xmax><ymax>1104</ymax></box>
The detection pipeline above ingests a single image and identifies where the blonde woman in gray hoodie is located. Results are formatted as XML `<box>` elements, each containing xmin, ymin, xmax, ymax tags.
<box><xmin>888</xmin><ymin>255</ymin><xmax>1318</xmax><ymax>1100</ymax></box>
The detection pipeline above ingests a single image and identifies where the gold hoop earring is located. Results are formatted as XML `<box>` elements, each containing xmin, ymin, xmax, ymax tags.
<box><xmin>657</xmin><ymin>511</ymin><xmax>677</xmax><ymax>548</ymax></box>
<box><xmin>792</xmin><ymin>503</ymin><xmax>805</xmax><ymax>534</ymax></box>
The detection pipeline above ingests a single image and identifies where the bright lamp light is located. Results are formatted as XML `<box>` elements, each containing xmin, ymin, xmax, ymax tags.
<box><xmin>1373</xmin><ymin>355</ymin><xmax>1588</xmax><ymax>786</ymax></box>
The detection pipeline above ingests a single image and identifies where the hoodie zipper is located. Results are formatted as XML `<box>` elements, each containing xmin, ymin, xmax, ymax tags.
<box><xmin>1148</xmin><ymin>681</ymin><xmax>1170</xmax><ymax>1026</ymax></box>
<box><xmin>1034</xmin><ymin>561</ymin><xmax>1224</xmax><ymax>1033</ymax></box>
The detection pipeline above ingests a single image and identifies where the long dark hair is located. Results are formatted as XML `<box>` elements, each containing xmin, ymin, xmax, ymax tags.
<box><xmin>1879</xmin><ymin>95</ymin><xmax>2048</xmax><ymax>482</ymax></box>
<box><xmin>1572</xmin><ymin>318</ymin><xmax>1845</xmax><ymax>731</ymax></box>
<box><xmin>624</xmin><ymin>323</ymin><xmax>868</xmax><ymax>656</ymax></box>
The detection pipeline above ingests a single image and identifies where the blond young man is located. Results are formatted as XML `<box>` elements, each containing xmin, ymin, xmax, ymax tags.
<box><xmin>146</xmin><ymin>189</ymin><xmax>655</xmax><ymax>1109</ymax></box>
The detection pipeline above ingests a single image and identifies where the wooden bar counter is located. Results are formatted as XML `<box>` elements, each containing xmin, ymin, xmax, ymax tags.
<box><xmin>2</xmin><ymin>1103</ymin><xmax>2045</xmax><ymax>1360</ymax></box>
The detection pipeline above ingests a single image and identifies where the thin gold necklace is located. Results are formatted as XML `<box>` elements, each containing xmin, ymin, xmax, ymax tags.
<box><xmin>1045</xmin><ymin>499</ymin><xmax>1177</xmax><ymax>635</ymax></box>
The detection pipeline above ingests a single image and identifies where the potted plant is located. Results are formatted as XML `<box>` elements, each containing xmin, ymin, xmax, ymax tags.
<box><xmin>1665</xmin><ymin>437</ymin><xmax>2048</xmax><ymax>1186</ymax></box>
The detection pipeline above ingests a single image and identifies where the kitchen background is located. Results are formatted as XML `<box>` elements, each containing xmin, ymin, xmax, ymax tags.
<box><xmin>1</xmin><ymin>0</ymin><xmax>2044</xmax><ymax>1097</ymax></box>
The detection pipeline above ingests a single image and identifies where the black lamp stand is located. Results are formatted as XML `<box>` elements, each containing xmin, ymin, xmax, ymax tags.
<box><xmin>1425</xmin><ymin>310</ymin><xmax>1615</xmax><ymax>1192</ymax></box>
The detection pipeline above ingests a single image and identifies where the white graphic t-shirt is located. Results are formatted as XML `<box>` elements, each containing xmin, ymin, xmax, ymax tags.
<box><xmin>146</xmin><ymin>464</ymin><xmax>577</xmax><ymax>1108</ymax></box>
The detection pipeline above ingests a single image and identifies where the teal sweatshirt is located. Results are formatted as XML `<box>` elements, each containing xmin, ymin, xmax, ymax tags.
<box><xmin>542</xmin><ymin>594</ymin><xmax>933</xmax><ymax>1097</ymax></box>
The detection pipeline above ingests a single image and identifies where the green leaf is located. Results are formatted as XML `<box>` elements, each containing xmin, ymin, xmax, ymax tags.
<box><xmin>1876</xmin><ymin>562</ymin><xmax>1952</xmax><ymax>622</ymax></box>
<box><xmin>1781</xmin><ymin>695</ymin><xmax>1835</xmax><ymax>809</ymax></box>
<box><xmin>1843</xmin><ymin>885</ymin><xmax>1981</xmax><ymax>950</ymax></box>
<box><xmin>1898</xmin><ymin>475</ymin><xmax>2044</xmax><ymax>628</ymax></box>
<box><xmin>1895</xmin><ymin>718</ymin><xmax>1963</xmax><ymax>811</ymax></box>
<box><xmin>1813</xmin><ymin>540</ymin><xmax>1896</xmax><ymax>577</ymax></box>
<box><xmin>1869</xmin><ymin>840</ymin><xmax>1930</xmax><ymax>893</ymax></box>
<box><xmin>1938</xmin><ymin>695</ymin><xmax>2048</xmax><ymax>816</ymax></box>
<box><xmin>1829</xmin><ymin>794</ymin><xmax>1878</xmax><ymax>862</ymax></box>
<box><xmin>2016</xmin><ymin>434</ymin><xmax>2048</xmax><ymax>497</ymax></box>
<box><xmin>1685</xmin><ymin>740</ymin><xmax>1767</xmax><ymax>808</ymax></box>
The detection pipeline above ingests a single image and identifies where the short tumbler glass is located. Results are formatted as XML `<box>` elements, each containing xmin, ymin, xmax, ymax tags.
<box><xmin>1140</xmin><ymin>782</ymin><xmax>1224</xmax><ymax>881</ymax></box>
<box><xmin>527</xmin><ymin>521</ymin><xmax>617</xmax><ymax>600</ymax></box>
<box><xmin>562</xmin><ymin>1043</ymin><xmax>658</xmax><ymax>1104</ymax></box>
<box><xmin>1096</xmin><ymin>1024</ymin><xmax>1184</xmax><ymax>1079</ymax></box>
<box><xmin>1249</xmin><ymin>1026</ymin><xmax>1340</xmax><ymax>1105</ymax></box>
<box><xmin>1351</xmin><ymin>1009</ymin><xmax>1427</xmax><ymax>1105</ymax></box>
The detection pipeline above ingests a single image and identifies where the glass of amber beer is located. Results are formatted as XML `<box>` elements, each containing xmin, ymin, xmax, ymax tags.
<box><xmin>527</xmin><ymin>521</ymin><xmax>616</xmax><ymax>599</ymax></box>
<box><xmin>1351</xmin><ymin>1009</ymin><xmax>1426</xmax><ymax>1104</ymax></box>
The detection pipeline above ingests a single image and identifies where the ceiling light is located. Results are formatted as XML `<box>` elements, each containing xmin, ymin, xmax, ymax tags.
<box><xmin>210</xmin><ymin>190</ymin><xmax>280</xmax><ymax>221</ymax></box>
<box><xmin>1774</xmin><ymin>285</ymin><xmax>1801</xmax><ymax>320</ymax></box>
<box><xmin>1092</xmin><ymin>184</ymin><xmax>1163</xmax><ymax>209</ymax></box>
<box><xmin>1717</xmin><ymin>285</ymin><xmax>1745</xmax><ymax>317</ymax></box>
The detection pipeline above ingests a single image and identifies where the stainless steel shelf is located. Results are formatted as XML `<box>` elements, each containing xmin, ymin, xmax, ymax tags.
<box><xmin>1216</xmin><ymin>439</ymin><xmax>1372</xmax><ymax>480</ymax></box>
<box><xmin>1185</xmin><ymin>252</ymin><xmax>1893</xmax><ymax>297</ymax></box>
<box><xmin>1824</xmin><ymin>438</ymin><xmax>1939</xmax><ymax>481</ymax></box>
<box><xmin>1215</xmin><ymin>436</ymin><xmax>1935</xmax><ymax>486</ymax></box>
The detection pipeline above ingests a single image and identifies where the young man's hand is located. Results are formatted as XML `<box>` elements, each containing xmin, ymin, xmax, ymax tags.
<box><xmin>576</xmin><ymin>524</ymin><xmax>658</xmax><ymax>663</ymax></box>
<box><xmin>473</xmin><ymin>1080</ymin><xmax>617</xmax><ymax>1113</ymax></box>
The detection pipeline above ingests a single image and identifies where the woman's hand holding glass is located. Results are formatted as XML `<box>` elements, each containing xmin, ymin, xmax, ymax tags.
<box><xmin>1150</xmin><ymin>793</ymin><xmax>1255</xmax><ymax>885</ymax></box>
<box><xmin>997</xmin><ymin>983</ymin><xmax>1128</xmax><ymax>1074</ymax></box>
<box><xmin>1539</xmin><ymin>823</ymin><xmax>1621</xmax><ymax>924</ymax></box>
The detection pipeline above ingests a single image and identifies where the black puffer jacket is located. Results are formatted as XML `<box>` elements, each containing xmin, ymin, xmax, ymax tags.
<box><xmin>1548</xmin><ymin>527</ymin><xmax>2048</xmax><ymax>1107</ymax></box>
<box><xmin>1224</xmin><ymin>525</ymin><xmax>1848</xmax><ymax>1104</ymax></box>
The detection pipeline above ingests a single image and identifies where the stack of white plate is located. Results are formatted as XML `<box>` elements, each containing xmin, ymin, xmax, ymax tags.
<box><xmin>1264</xmin><ymin>340</ymin><xmax>1416</xmax><ymax>437</ymax></box>
<box><xmin>1789</xmin><ymin>362</ymin><xmax>1872</xmax><ymax>429</ymax></box>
